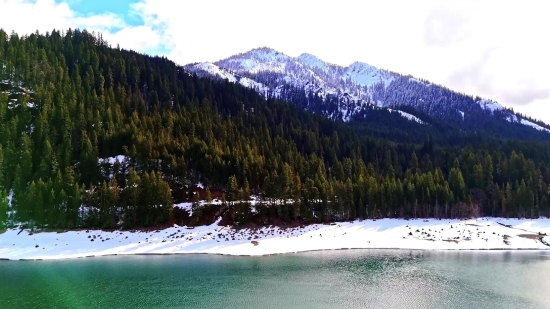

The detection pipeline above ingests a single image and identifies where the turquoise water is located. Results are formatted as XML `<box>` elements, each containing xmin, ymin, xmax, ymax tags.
<box><xmin>1</xmin><ymin>250</ymin><xmax>549</xmax><ymax>309</ymax></box>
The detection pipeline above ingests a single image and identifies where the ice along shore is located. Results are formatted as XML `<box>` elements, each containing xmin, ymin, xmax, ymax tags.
<box><xmin>1</xmin><ymin>218</ymin><xmax>549</xmax><ymax>260</ymax></box>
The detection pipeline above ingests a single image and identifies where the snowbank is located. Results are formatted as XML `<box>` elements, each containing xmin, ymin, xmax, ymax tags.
<box><xmin>1</xmin><ymin>218</ymin><xmax>549</xmax><ymax>260</ymax></box>
<box><xmin>388</xmin><ymin>108</ymin><xmax>424</xmax><ymax>124</ymax></box>
<box><xmin>98</xmin><ymin>155</ymin><xmax>126</xmax><ymax>165</ymax></box>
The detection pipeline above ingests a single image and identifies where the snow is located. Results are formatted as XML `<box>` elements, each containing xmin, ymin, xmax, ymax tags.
<box><xmin>98</xmin><ymin>155</ymin><xmax>128</xmax><ymax>179</ymax></box>
<box><xmin>216</xmin><ymin>47</ymin><xmax>292</xmax><ymax>74</ymax></box>
<box><xmin>190</xmin><ymin>62</ymin><xmax>237</xmax><ymax>83</ymax></box>
<box><xmin>296</xmin><ymin>53</ymin><xmax>331</xmax><ymax>72</ymax></box>
<box><xmin>98</xmin><ymin>155</ymin><xmax>126</xmax><ymax>165</ymax></box>
<box><xmin>7</xmin><ymin>190</ymin><xmax>13</xmax><ymax>206</ymax></box>
<box><xmin>506</xmin><ymin>115</ymin><xmax>550</xmax><ymax>133</ymax></box>
<box><xmin>478</xmin><ymin>99</ymin><xmax>503</xmax><ymax>112</ymax></box>
<box><xmin>409</xmin><ymin>77</ymin><xmax>426</xmax><ymax>85</ymax></box>
<box><xmin>1</xmin><ymin>218</ymin><xmax>549</xmax><ymax>260</ymax></box>
<box><xmin>187</xmin><ymin>48</ymin><xmax>397</xmax><ymax>111</ymax></box>
<box><xmin>184</xmin><ymin>62</ymin><xmax>269</xmax><ymax>95</ymax></box>
<box><xmin>175</xmin><ymin>202</ymin><xmax>193</xmax><ymax>216</ymax></box>
<box><xmin>388</xmin><ymin>109</ymin><xmax>424</xmax><ymax>124</ymax></box>
<box><xmin>343</xmin><ymin>61</ymin><xmax>394</xmax><ymax>87</ymax></box>
<box><xmin>520</xmin><ymin>119</ymin><xmax>550</xmax><ymax>133</ymax></box>
<box><xmin>184</xmin><ymin>47</ymin><xmax>550</xmax><ymax>131</ymax></box>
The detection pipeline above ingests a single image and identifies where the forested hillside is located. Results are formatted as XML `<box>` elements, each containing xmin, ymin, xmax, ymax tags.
<box><xmin>1</xmin><ymin>29</ymin><xmax>549</xmax><ymax>230</ymax></box>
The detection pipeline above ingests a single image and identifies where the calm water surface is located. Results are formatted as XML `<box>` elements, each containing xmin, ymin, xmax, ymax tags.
<box><xmin>1</xmin><ymin>250</ymin><xmax>550</xmax><ymax>309</ymax></box>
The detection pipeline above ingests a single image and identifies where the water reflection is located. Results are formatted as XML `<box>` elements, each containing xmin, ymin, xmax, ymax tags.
<box><xmin>0</xmin><ymin>250</ymin><xmax>549</xmax><ymax>309</ymax></box>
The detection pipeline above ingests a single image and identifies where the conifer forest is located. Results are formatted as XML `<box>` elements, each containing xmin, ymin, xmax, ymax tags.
<box><xmin>1</xmin><ymin>29</ymin><xmax>549</xmax><ymax>230</ymax></box>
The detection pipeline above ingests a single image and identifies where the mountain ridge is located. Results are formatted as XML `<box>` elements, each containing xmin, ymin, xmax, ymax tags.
<box><xmin>185</xmin><ymin>47</ymin><xmax>550</xmax><ymax>140</ymax></box>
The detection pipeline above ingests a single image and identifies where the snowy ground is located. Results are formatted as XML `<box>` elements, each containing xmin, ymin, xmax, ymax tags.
<box><xmin>1</xmin><ymin>218</ymin><xmax>549</xmax><ymax>260</ymax></box>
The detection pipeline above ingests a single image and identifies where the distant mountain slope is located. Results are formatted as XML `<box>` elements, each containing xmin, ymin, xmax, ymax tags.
<box><xmin>185</xmin><ymin>47</ymin><xmax>550</xmax><ymax>142</ymax></box>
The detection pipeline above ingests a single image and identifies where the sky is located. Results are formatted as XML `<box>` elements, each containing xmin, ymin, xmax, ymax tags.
<box><xmin>1</xmin><ymin>0</ymin><xmax>549</xmax><ymax>124</ymax></box>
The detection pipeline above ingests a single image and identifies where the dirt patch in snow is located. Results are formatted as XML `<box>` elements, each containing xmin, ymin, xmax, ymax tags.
<box><xmin>517</xmin><ymin>234</ymin><xmax>542</xmax><ymax>240</ymax></box>
<box><xmin>443</xmin><ymin>239</ymin><xmax>459</xmax><ymax>244</ymax></box>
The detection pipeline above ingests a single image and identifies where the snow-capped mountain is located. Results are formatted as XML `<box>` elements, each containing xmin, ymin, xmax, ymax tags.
<box><xmin>184</xmin><ymin>47</ymin><xmax>550</xmax><ymax>136</ymax></box>
<box><xmin>184</xmin><ymin>62</ymin><xmax>270</xmax><ymax>96</ymax></box>
<box><xmin>212</xmin><ymin>47</ymin><xmax>396</xmax><ymax>100</ymax></box>
<box><xmin>185</xmin><ymin>47</ymin><xmax>400</xmax><ymax>122</ymax></box>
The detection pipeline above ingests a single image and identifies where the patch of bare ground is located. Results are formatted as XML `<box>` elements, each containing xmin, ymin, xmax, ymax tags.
<box><xmin>518</xmin><ymin>234</ymin><xmax>542</xmax><ymax>240</ymax></box>
<box><xmin>443</xmin><ymin>239</ymin><xmax>459</xmax><ymax>244</ymax></box>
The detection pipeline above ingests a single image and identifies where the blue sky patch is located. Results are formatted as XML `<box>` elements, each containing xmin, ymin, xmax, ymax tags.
<box><xmin>60</xmin><ymin>0</ymin><xmax>143</xmax><ymax>27</ymax></box>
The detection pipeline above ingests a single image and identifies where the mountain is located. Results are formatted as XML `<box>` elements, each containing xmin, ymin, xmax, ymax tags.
<box><xmin>185</xmin><ymin>47</ymin><xmax>550</xmax><ymax>142</ymax></box>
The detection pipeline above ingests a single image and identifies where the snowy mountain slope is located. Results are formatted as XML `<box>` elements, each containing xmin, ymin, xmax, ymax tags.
<box><xmin>296</xmin><ymin>53</ymin><xmax>332</xmax><ymax>73</ymax></box>
<box><xmin>477</xmin><ymin>98</ymin><xmax>503</xmax><ymax>112</ymax></box>
<box><xmin>184</xmin><ymin>48</ymin><xmax>550</xmax><ymax>136</ymax></box>
<box><xmin>186</xmin><ymin>47</ymin><xmax>404</xmax><ymax>123</ymax></box>
<box><xmin>388</xmin><ymin>108</ymin><xmax>424</xmax><ymax>124</ymax></box>
<box><xmin>343</xmin><ymin>61</ymin><xmax>394</xmax><ymax>87</ymax></box>
<box><xmin>507</xmin><ymin>115</ymin><xmax>550</xmax><ymax>133</ymax></box>
<box><xmin>184</xmin><ymin>62</ymin><xmax>270</xmax><ymax>96</ymax></box>
<box><xmin>216</xmin><ymin>47</ymin><xmax>292</xmax><ymax>74</ymax></box>
<box><xmin>212</xmin><ymin>47</ymin><xmax>395</xmax><ymax>101</ymax></box>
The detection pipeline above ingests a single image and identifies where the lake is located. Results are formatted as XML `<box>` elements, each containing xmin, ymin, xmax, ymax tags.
<box><xmin>1</xmin><ymin>250</ymin><xmax>549</xmax><ymax>309</ymax></box>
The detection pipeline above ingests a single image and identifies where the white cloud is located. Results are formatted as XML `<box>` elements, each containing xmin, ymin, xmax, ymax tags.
<box><xmin>0</xmin><ymin>0</ymin><xmax>74</xmax><ymax>33</ymax></box>
<box><xmin>106</xmin><ymin>25</ymin><xmax>161</xmax><ymax>51</ymax></box>
<box><xmin>74</xmin><ymin>13</ymin><xmax>127</xmax><ymax>31</ymax></box>
<box><xmin>1</xmin><ymin>0</ymin><xmax>549</xmax><ymax>124</ymax></box>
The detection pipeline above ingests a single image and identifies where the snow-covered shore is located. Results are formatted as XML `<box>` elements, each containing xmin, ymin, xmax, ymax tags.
<box><xmin>1</xmin><ymin>218</ymin><xmax>549</xmax><ymax>260</ymax></box>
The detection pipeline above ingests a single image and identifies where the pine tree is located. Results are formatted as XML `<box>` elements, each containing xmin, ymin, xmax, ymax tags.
<box><xmin>241</xmin><ymin>178</ymin><xmax>251</xmax><ymax>201</ymax></box>
<box><xmin>124</xmin><ymin>168</ymin><xmax>141</xmax><ymax>228</ymax></box>
<box><xmin>292</xmin><ymin>173</ymin><xmax>302</xmax><ymax>219</ymax></box>
<box><xmin>410</xmin><ymin>152</ymin><xmax>419</xmax><ymax>175</ymax></box>
<box><xmin>483</xmin><ymin>154</ymin><xmax>494</xmax><ymax>188</ymax></box>
<box><xmin>155</xmin><ymin>172</ymin><xmax>173</xmax><ymax>223</ymax></box>
<box><xmin>504</xmin><ymin>182</ymin><xmax>514</xmax><ymax>218</ymax></box>
<box><xmin>0</xmin><ymin>145</ymin><xmax>6</xmax><ymax>229</ymax></box>
<box><xmin>473</xmin><ymin>164</ymin><xmax>484</xmax><ymax>189</ymax></box>
<box><xmin>107</xmin><ymin>177</ymin><xmax>120</xmax><ymax>228</ymax></box>
<box><xmin>205</xmin><ymin>187</ymin><xmax>213</xmax><ymax>204</ymax></box>
<box><xmin>541</xmin><ymin>195</ymin><xmax>549</xmax><ymax>217</ymax></box>
<box><xmin>227</xmin><ymin>175</ymin><xmax>239</xmax><ymax>203</ymax></box>
<box><xmin>0</xmin><ymin>146</ymin><xmax>6</xmax><ymax>229</ymax></box>
<box><xmin>449</xmin><ymin>166</ymin><xmax>467</xmax><ymax>203</ymax></box>
<box><xmin>192</xmin><ymin>191</ymin><xmax>201</xmax><ymax>215</ymax></box>
<box><xmin>0</xmin><ymin>189</ymin><xmax>7</xmax><ymax>230</ymax></box>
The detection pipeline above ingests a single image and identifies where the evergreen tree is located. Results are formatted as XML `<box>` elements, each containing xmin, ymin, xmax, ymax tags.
<box><xmin>205</xmin><ymin>187</ymin><xmax>213</xmax><ymax>204</ymax></box>
<box><xmin>410</xmin><ymin>152</ymin><xmax>420</xmax><ymax>175</ymax></box>
<box><xmin>449</xmin><ymin>165</ymin><xmax>468</xmax><ymax>203</ymax></box>
<box><xmin>0</xmin><ymin>146</ymin><xmax>6</xmax><ymax>229</ymax></box>
<box><xmin>227</xmin><ymin>175</ymin><xmax>239</xmax><ymax>203</ymax></box>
